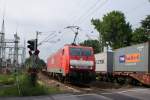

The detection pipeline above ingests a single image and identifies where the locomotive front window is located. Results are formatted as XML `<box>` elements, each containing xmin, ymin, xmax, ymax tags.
<box><xmin>70</xmin><ymin>48</ymin><xmax>81</xmax><ymax>56</ymax></box>
<box><xmin>70</xmin><ymin>48</ymin><xmax>91</xmax><ymax>56</ymax></box>
<box><xmin>82</xmin><ymin>49</ymin><xmax>91</xmax><ymax>56</ymax></box>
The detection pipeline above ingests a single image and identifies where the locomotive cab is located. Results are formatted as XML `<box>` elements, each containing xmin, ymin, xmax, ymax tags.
<box><xmin>47</xmin><ymin>44</ymin><xmax>96</xmax><ymax>83</ymax></box>
<box><xmin>67</xmin><ymin>46</ymin><xmax>96</xmax><ymax>83</ymax></box>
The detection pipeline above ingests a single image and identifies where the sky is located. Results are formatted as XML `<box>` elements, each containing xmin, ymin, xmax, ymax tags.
<box><xmin>0</xmin><ymin>0</ymin><xmax>150</xmax><ymax>61</ymax></box>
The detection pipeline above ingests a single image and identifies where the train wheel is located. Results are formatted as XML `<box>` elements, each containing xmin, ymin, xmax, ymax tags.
<box><xmin>57</xmin><ymin>74</ymin><xmax>64</xmax><ymax>83</ymax></box>
<box><xmin>125</xmin><ymin>77</ymin><xmax>132</xmax><ymax>85</ymax></box>
<box><xmin>60</xmin><ymin>76</ymin><xmax>65</xmax><ymax>83</ymax></box>
<box><xmin>131</xmin><ymin>79</ymin><xmax>140</xmax><ymax>86</ymax></box>
<box><xmin>116</xmin><ymin>77</ymin><xmax>125</xmax><ymax>85</ymax></box>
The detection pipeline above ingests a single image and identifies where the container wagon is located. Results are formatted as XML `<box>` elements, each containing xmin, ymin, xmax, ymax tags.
<box><xmin>113</xmin><ymin>42</ymin><xmax>150</xmax><ymax>85</ymax></box>
<box><xmin>47</xmin><ymin>44</ymin><xmax>96</xmax><ymax>83</ymax></box>
<box><xmin>95</xmin><ymin>52</ymin><xmax>113</xmax><ymax>81</ymax></box>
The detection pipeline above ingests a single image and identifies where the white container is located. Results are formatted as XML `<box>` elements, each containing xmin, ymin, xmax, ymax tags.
<box><xmin>95</xmin><ymin>52</ymin><xmax>113</xmax><ymax>73</ymax></box>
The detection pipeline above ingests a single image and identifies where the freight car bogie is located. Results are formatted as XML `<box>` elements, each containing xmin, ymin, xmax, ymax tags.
<box><xmin>96</xmin><ymin>73</ymin><xmax>142</xmax><ymax>86</ymax></box>
<box><xmin>115</xmin><ymin>76</ymin><xmax>141</xmax><ymax>86</ymax></box>
<box><xmin>96</xmin><ymin>73</ymin><xmax>114</xmax><ymax>82</ymax></box>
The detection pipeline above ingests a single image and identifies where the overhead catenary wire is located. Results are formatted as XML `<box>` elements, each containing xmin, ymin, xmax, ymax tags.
<box><xmin>38</xmin><ymin>30</ymin><xmax>62</xmax><ymax>46</ymax></box>
<box><xmin>68</xmin><ymin>0</ymin><xmax>108</xmax><ymax>43</ymax></box>
<box><xmin>61</xmin><ymin>0</ymin><xmax>102</xmax><ymax>44</ymax></box>
<box><xmin>81</xmin><ymin>0</ymin><xmax>147</xmax><ymax>28</ymax></box>
<box><xmin>79</xmin><ymin>0</ymin><xmax>108</xmax><ymax>26</ymax></box>
<box><xmin>125</xmin><ymin>1</ymin><xmax>148</xmax><ymax>15</ymax></box>
<box><xmin>38</xmin><ymin>32</ymin><xmax>56</xmax><ymax>45</ymax></box>
<box><xmin>71</xmin><ymin>0</ymin><xmax>100</xmax><ymax>25</ymax></box>
<box><xmin>69</xmin><ymin>0</ymin><xmax>98</xmax><ymax>25</ymax></box>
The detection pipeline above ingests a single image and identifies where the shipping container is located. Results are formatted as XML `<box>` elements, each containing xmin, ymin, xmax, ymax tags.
<box><xmin>114</xmin><ymin>42</ymin><xmax>150</xmax><ymax>73</ymax></box>
<box><xmin>95</xmin><ymin>51</ymin><xmax>113</xmax><ymax>73</ymax></box>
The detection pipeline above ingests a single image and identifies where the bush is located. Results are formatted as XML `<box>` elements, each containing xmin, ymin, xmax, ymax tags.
<box><xmin>20</xmin><ymin>74</ymin><xmax>61</xmax><ymax>96</ymax></box>
<box><xmin>0</xmin><ymin>73</ymin><xmax>61</xmax><ymax>96</ymax></box>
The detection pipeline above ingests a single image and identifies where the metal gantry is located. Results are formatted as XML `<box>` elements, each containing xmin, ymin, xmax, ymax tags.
<box><xmin>0</xmin><ymin>19</ymin><xmax>26</xmax><ymax>71</ymax></box>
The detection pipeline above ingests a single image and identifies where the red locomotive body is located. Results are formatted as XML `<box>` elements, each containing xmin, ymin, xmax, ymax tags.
<box><xmin>47</xmin><ymin>44</ymin><xmax>95</xmax><ymax>83</ymax></box>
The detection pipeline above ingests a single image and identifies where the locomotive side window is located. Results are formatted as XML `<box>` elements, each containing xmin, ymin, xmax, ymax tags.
<box><xmin>82</xmin><ymin>49</ymin><xmax>91</xmax><ymax>56</ymax></box>
<box><xmin>62</xmin><ymin>49</ymin><xmax>64</xmax><ymax>55</ymax></box>
<box><xmin>70</xmin><ymin>48</ymin><xmax>81</xmax><ymax>56</ymax></box>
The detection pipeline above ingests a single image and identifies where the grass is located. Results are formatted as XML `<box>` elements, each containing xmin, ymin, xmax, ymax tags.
<box><xmin>0</xmin><ymin>73</ymin><xmax>61</xmax><ymax>96</ymax></box>
<box><xmin>0</xmin><ymin>74</ymin><xmax>15</xmax><ymax>85</ymax></box>
<box><xmin>0</xmin><ymin>86</ymin><xmax>19</xmax><ymax>96</ymax></box>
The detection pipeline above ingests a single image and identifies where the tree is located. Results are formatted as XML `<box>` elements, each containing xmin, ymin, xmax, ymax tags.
<box><xmin>132</xmin><ymin>28</ymin><xmax>148</xmax><ymax>44</ymax></box>
<box><xmin>91</xmin><ymin>11</ymin><xmax>132</xmax><ymax>49</ymax></box>
<box><xmin>132</xmin><ymin>15</ymin><xmax>150</xmax><ymax>44</ymax></box>
<box><xmin>38</xmin><ymin>59</ymin><xmax>46</xmax><ymax>69</ymax></box>
<box><xmin>141</xmin><ymin>15</ymin><xmax>150</xmax><ymax>40</ymax></box>
<box><xmin>25</xmin><ymin>57</ymin><xmax>46</xmax><ymax>86</ymax></box>
<box><xmin>80</xmin><ymin>39</ymin><xmax>101</xmax><ymax>54</ymax></box>
<box><xmin>25</xmin><ymin>57</ymin><xmax>46</xmax><ymax>69</ymax></box>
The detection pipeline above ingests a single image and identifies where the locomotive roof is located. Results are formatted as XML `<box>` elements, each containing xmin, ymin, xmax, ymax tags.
<box><xmin>64</xmin><ymin>44</ymin><xmax>92</xmax><ymax>48</ymax></box>
<box><xmin>47</xmin><ymin>44</ymin><xmax>93</xmax><ymax>60</ymax></box>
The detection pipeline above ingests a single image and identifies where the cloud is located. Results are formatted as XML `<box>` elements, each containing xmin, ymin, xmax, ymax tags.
<box><xmin>0</xmin><ymin>0</ymin><xmax>150</xmax><ymax>61</ymax></box>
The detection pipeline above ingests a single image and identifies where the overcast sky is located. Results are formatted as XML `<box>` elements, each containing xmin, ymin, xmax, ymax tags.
<box><xmin>0</xmin><ymin>0</ymin><xmax>150</xmax><ymax>61</ymax></box>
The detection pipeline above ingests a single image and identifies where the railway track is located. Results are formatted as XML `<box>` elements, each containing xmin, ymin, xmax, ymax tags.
<box><xmin>38</xmin><ymin>72</ymin><xmax>130</xmax><ymax>94</ymax></box>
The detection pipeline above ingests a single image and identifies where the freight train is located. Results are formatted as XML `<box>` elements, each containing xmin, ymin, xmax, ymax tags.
<box><xmin>95</xmin><ymin>41</ymin><xmax>150</xmax><ymax>86</ymax></box>
<box><xmin>46</xmin><ymin>44</ymin><xmax>96</xmax><ymax>83</ymax></box>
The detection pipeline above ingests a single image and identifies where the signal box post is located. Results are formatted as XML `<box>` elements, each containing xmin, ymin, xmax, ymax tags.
<box><xmin>27</xmin><ymin>39</ymin><xmax>40</xmax><ymax>86</ymax></box>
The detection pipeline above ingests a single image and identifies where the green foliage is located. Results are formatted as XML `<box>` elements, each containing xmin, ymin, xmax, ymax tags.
<box><xmin>132</xmin><ymin>28</ymin><xmax>148</xmax><ymax>44</ymax></box>
<box><xmin>20</xmin><ymin>74</ymin><xmax>61</xmax><ymax>96</ymax></box>
<box><xmin>25</xmin><ymin>57</ymin><xmax>46</xmax><ymax>69</ymax></box>
<box><xmin>131</xmin><ymin>15</ymin><xmax>150</xmax><ymax>44</ymax></box>
<box><xmin>141</xmin><ymin>15</ymin><xmax>150</xmax><ymax>40</ymax></box>
<box><xmin>0</xmin><ymin>74</ymin><xmax>15</xmax><ymax>85</ymax></box>
<box><xmin>91</xmin><ymin>11</ymin><xmax>132</xmax><ymax>49</ymax></box>
<box><xmin>80</xmin><ymin>39</ymin><xmax>101</xmax><ymax>53</ymax></box>
<box><xmin>0</xmin><ymin>73</ymin><xmax>61</xmax><ymax>96</ymax></box>
<box><xmin>25</xmin><ymin>57</ymin><xmax>32</xmax><ymax>68</ymax></box>
<box><xmin>141</xmin><ymin>15</ymin><xmax>150</xmax><ymax>32</ymax></box>
<box><xmin>0</xmin><ymin>86</ymin><xmax>19</xmax><ymax>96</ymax></box>
<box><xmin>25</xmin><ymin>57</ymin><xmax>46</xmax><ymax>88</ymax></box>
<box><xmin>38</xmin><ymin>59</ymin><xmax>46</xmax><ymax>69</ymax></box>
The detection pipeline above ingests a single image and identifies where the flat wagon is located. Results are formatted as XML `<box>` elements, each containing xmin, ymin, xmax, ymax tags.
<box><xmin>113</xmin><ymin>42</ymin><xmax>150</xmax><ymax>85</ymax></box>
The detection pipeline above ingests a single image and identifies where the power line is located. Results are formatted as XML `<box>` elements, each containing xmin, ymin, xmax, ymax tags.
<box><xmin>68</xmin><ymin>0</ymin><xmax>95</xmax><ymax>24</ymax></box>
<box><xmin>38</xmin><ymin>30</ymin><xmax>62</xmax><ymax>46</ymax></box>
<box><xmin>79</xmin><ymin>0</ymin><xmax>108</xmax><ymax>26</ymax></box>
<box><xmin>81</xmin><ymin>0</ymin><xmax>148</xmax><ymax>27</ymax></box>
<box><xmin>126</xmin><ymin>1</ymin><xmax>147</xmax><ymax>15</ymax></box>
<box><xmin>72</xmin><ymin>0</ymin><xmax>100</xmax><ymax>24</ymax></box>
<box><xmin>38</xmin><ymin>32</ymin><xmax>56</xmax><ymax>45</ymax></box>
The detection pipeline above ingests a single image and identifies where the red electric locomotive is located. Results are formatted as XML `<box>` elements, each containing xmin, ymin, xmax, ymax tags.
<box><xmin>47</xmin><ymin>44</ymin><xmax>96</xmax><ymax>83</ymax></box>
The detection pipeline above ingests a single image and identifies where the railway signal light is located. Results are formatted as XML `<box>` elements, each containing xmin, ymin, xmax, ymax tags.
<box><xmin>34</xmin><ymin>49</ymin><xmax>40</xmax><ymax>55</ymax></box>
<box><xmin>27</xmin><ymin>39</ymin><xmax>36</xmax><ymax>51</ymax></box>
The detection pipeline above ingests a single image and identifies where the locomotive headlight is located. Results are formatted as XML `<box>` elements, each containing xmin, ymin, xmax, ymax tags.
<box><xmin>70</xmin><ymin>66</ymin><xmax>76</xmax><ymax>68</ymax></box>
<box><xmin>70</xmin><ymin>66</ymin><xmax>73</xmax><ymax>68</ymax></box>
<box><xmin>88</xmin><ymin>66</ymin><xmax>93</xmax><ymax>69</ymax></box>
